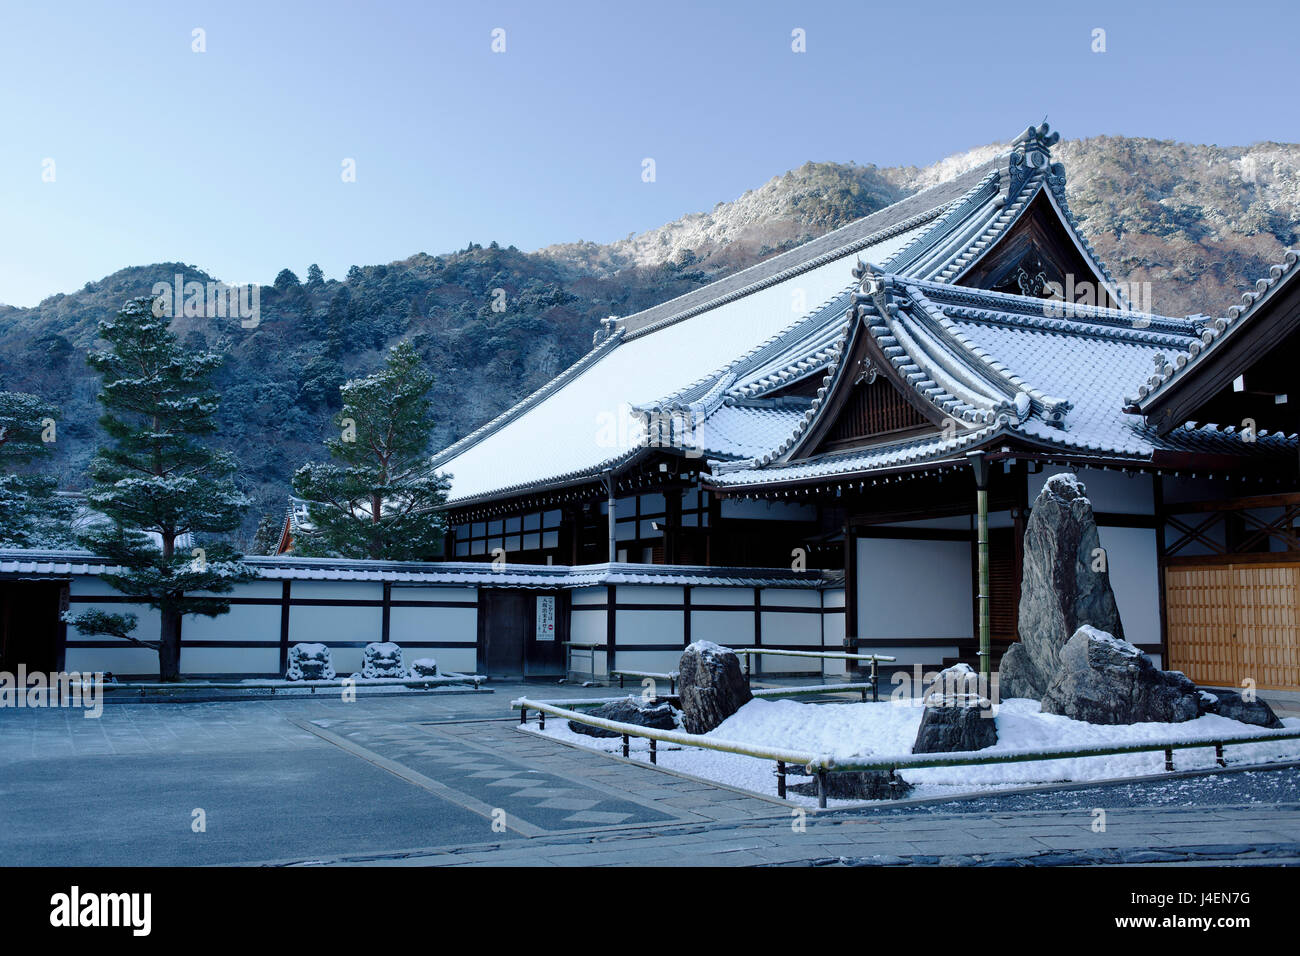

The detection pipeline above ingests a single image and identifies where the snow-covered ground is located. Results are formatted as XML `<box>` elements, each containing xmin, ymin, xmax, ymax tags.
<box><xmin>531</xmin><ymin>696</ymin><xmax>1300</xmax><ymax>808</ymax></box>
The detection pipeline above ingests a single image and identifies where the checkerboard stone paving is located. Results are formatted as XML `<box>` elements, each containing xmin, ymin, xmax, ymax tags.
<box><xmin>312</xmin><ymin>717</ymin><xmax>677</xmax><ymax>831</ymax></box>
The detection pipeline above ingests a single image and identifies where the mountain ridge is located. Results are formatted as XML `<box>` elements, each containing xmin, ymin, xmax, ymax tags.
<box><xmin>1</xmin><ymin>133</ymin><xmax>1296</xmax><ymax>547</ymax></box>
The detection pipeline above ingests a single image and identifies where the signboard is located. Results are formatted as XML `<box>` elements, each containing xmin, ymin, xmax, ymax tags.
<box><xmin>535</xmin><ymin>595</ymin><xmax>556</xmax><ymax>641</ymax></box>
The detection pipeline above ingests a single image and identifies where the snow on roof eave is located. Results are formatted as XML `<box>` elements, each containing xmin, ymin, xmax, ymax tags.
<box><xmin>0</xmin><ymin>549</ymin><xmax>838</xmax><ymax>588</ymax></box>
<box><xmin>1128</xmin><ymin>248</ymin><xmax>1300</xmax><ymax>413</ymax></box>
<box><xmin>435</xmin><ymin>445</ymin><xmax>648</xmax><ymax>511</ymax></box>
<box><xmin>428</xmin><ymin>327</ymin><xmax>626</xmax><ymax>472</ymax></box>
<box><xmin>707</xmin><ymin>421</ymin><xmax>1014</xmax><ymax>489</ymax></box>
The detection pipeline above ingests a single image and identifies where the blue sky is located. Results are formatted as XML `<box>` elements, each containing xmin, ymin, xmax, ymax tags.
<box><xmin>2</xmin><ymin>0</ymin><xmax>1297</xmax><ymax>307</ymax></box>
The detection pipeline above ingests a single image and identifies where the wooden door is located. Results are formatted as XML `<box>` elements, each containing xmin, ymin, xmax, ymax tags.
<box><xmin>1165</xmin><ymin>562</ymin><xmax>1300</xmax><ymax>691</ymax></box>
<box><xmin>477</xmin><ymin>590</ymin><xmax>531</xmax><ymax>675</ymax></box>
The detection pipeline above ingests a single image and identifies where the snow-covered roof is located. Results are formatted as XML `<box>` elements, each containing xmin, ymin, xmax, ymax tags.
<box><xmin>0</xmin><ymin>549</ymin><xmax>838</xmax><ymax>590</ymax></box>
<box><xmin>429</xmin><ymin>122</ymin><xmax>1286</xmax><ymax>507</ymax></box>
<box><xmin>1126</xmin><ymin>248</ymin><xmax>1300</xmax><ymax>412</ymax></box>
<box><xmin>709</xmin><ymin>277</ymin><xmax>1296</xmax><ymax>490</ymax></box>
<box><xmin>430</xmin><ymin>218</ymin><xmax>932</xmax><ymax>505</ymax></box>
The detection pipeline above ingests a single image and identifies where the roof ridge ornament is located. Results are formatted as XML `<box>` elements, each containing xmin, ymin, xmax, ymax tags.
<box><xmin>851</xmin><ymin>259</ymin><xmax>892</xmax><ymax>321</ymax></box>
<box><xmin>593</xmin><ymin>314</ymin><xmax>620</xmax><ymax>346</ymax></box>
<box><xmin>1007</xmin><ymin>121</ymin><xmax>1063</xmax><ymax>197</ymax></box>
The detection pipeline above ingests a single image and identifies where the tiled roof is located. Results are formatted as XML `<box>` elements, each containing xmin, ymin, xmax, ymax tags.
<box><xmin>428</xmin><ymin>122</ymin><xmax>1282</xmax><ymax>507</ymax></box>
<box><xmin>1127</xmin><ymin>248</ymin><xmax>1300</xmax><ymax>408</ymax></box>
<box><xmin>0</xmin><ymin>550</ymin><xmax>836</xmax><ymax>590</ymax></box>
<box><xmin>430</xmin><ymin>220</ymin><xmax>931</xmax><ymax>505</ymax></box>
<box><xmin>708</xmin><ymin>277</ymin><xmax>1297</xmax><ymax>490</ymax></box>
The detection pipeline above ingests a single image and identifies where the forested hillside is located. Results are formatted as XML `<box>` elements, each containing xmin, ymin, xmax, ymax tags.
<box><xmin>2</xmin><ymin>135</ymin><xmax>1296</xmax><ymax>547</ymax></box>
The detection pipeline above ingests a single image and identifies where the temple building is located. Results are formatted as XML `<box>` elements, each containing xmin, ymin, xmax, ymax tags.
<box><xmin>428</xmin><ymin>123</ymin><xmax>1299</xmax><ymax>692</ymax></box>
<box><xmin>4</xmin><ymin>123</ymin><xmax>1295</xmax><ymax>689</ymax></box>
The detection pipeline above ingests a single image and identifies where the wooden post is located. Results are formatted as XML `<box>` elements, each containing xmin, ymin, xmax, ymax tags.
<box><xmin>844</xmin><ymin>523</ymin><xmax>859</xmax><ymax>675</ymax></box>
<box><xmin>604</xmin><ymin>470</ymin><xmax>617</xmax><ymax>564</ymax></box>
<box><xmin>968</xmin><ymin>452</ymin><xmax>991</xmax><ymax>682</ymax></box>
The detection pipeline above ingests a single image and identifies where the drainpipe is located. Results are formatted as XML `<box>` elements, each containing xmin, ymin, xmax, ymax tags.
<box><xmin>603</xmin><ymin>469</ymin><xmax>617</xmax><ymax>564</ymax></box>
<box><xmin>967</xmin><ymin>450</ymin><xmax>991</xmax><ymax>682</ymax></box>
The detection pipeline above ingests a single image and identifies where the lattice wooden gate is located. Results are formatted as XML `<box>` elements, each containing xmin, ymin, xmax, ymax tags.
<box><xmin>1165</xmin><ymin>562</ymin><xmax>1300</xmax><ymax>691</ymax></box>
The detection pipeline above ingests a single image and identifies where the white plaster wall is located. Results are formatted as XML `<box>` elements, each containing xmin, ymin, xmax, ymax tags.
<box><xmin>571</xmin><ymin>586</ymin><xmax>607</xmax><ymax>606</ymax></box>
<box><xmin>616</xmin><ymin>609</ymin><xmax>684</xmax><ymax>646</ymax></box>
<box><xmin>760</xmin><ymin>588</ymin><xmax>820</xmax><ymax>608</ymax></box>
<box><xmin>691</xmin><ymin>587</ymin><xmax>754</xmax><ymax>606</ymax></box>
<box><xmin>1096</xmin><ymin>525</ymin><xmax>1161</xmax><ymax>649</ymax></box>
<box><xmin>857</xmin><ymin>537</ymin><xmax>972</xmax><ymax>642</ymax></box>
<box><xmin>618</xmin><ymin>586</ymin><xmax>683</xmax><ymax>605</ymax></box>
<box><xmin>388</xmin><ymin>606</ymin><xmax>476</xmax><ymax>647</ymax></box>
<box><xmin>181</xmin><ymin>604</ymin><xmax>279</xmax><ymax>643</ymax></box>
<box><xmin>690</xmin><ymin>609</ymin><xmax>754</xmax><ymax>647</ymax></box>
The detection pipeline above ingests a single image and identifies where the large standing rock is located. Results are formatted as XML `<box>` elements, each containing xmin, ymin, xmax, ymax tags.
<box><xmin>567</xmin><ymin>697</ymin><xmax>680</xmax><ymax>738</ymax></box>
<box><xmin>1041</xmin><ymin>626</ymin><xmax>1201</xmax><ymax>724</ymax></box>
<box><xmin>1198</xmin><ymin>690</ymin><xmax>1283</xmax><ymax>728</ymax></box>
<box><xmin>1011</xmin><ymin>474</ymin><xmax>1125</xmax><ymax>699</ymax></box>
<box><xmin>677</xmin><ymin>641</ymin><xmax>753</xmax><ymax>734</ymax></box>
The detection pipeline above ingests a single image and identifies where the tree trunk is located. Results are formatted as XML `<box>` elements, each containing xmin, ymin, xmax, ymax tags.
<box><xmin>159</xmin><ymin>604</ymin><xmax>182</xmax><ymax>682</ymax></box>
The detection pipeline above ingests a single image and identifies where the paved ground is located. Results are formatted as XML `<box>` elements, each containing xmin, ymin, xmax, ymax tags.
<box><xmin>1</xmin><ymin>681</ymin><xmax>1297</xmax><ymax>866</ymax></box>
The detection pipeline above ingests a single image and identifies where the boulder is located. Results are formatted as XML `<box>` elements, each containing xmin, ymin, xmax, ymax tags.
<box><xmin>1198</xmin><ymin>689</ymin><xmax>1283</xmax><ymax>728</ymax></box>
<box><xmin>408</xmin><ymin>658</ymin><xmax>439</xmax><ymax>678</ymax></box>
<box><xmin>361</xmin><ymin>642</ymin><xmax>405</xmax><ymax>679</ymax></box>
<box><xmin>995</xmin><ymin>643</ymin><xmax>1040</xmax><ymax>701</ymax></box>
<box><xmin>1011</xmin><ymin>473</ymin><xmax>1125</xmax><ymax>699</ymax></box>
<box><xmin>677</xmin><ymin>641</ymin><xmax>753</xmax><ymax>734</ymax></box>
<box><xmin>567</xmin><ymin>697</ymin><xmax>679</xmax><ymax>738</ymax></box>
<box><xmin>923</xmin><ymin>663</ymin><xmax>983</xmax><ymax>703</ymax></box>
<box><xmin>790</xmin><ymin>770</ymin><xmax>912</xmax><ymax>801</ymax></box>
<box><xmin>285</xmin><ymin>642</ymin><xmax>335</xmax><ymax>681</ymax></box>
<box><xmin>1041</xmin><ymin>626</ymin><xmax>1201</xmax><ymax>724</ymax></box>
<box><xmin>912</xmin><ymin>696</ymin><xmax>999</xmax><ymax>754</ymax></box>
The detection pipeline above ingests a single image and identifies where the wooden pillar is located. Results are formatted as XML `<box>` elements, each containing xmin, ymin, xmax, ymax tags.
<box><xmin>665</xmin><ymin>489</ymin><xmax>682</xmax><ymax>565</ymax></box>
<box><xmin>603</xmin><ymin>471</ymin><xmax>617</xmax><ymax>564</ymax></box>
<box><xmin>278</xmin><ymin>581</ymin><xmax>292</xmax><ymax>675</ymax></box>
<box><xmin>843</xmin><ymin>522</ymin><xmax>858</xmax><ymax>674</ymax></box>
<box><xmin>968</xmin><ymin>452</ymin><xmax>992</xmax><ymax>681</ymax></box>
<box><xmin>381</xmin><ymin>582</ymin><xmax>392</xmax><ymax>642</ymax></box>
<box><xmin>706</xmin><ymin>493</ymin><xmax>721</xmax><ymax>566</ymax></box>
<box><xmin>605</xmin><ymin>583</ymin><xmax>617</xmax><ymax>676</ymax></box>
<box><xmin>683</xmin><ymin>585</ymin><xmax>692</xmax><ymax>647</ymax></box>
<box><xmin>1154</xmin><ymin>473</ymin><xmax>1170</xmax><ymax>664</ymax></box>
<box><xmin>56</xmin><ymin>582</ymin><xmax>70</xmax><ymax>673</ymax></box>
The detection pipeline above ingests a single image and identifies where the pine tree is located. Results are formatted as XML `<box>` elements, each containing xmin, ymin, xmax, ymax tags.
<box><xmin>292</xmin><ymin>342</ymin><xmax>450</xmax><ymax>559</ymax></box>
<box><xmin>250</xmin><ymin>513</ymin><xmax>283</xmax><ymax>555</ymax></box>
<box><xmin>63</xmin><ymin>297</ymin><xmax>255</xmax><ymax>680</ymax></box>
<box><xmin>0</xmin><ymin>391</ymin><xmax>77</xmax><ymax>547</ymax></box>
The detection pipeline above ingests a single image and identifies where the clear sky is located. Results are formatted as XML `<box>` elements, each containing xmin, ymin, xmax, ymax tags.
<box><xmin>2</xmin><ymin>0</ymin><xmax>1297</xmax><ymax>307</ymax></box>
